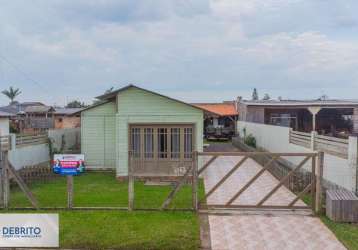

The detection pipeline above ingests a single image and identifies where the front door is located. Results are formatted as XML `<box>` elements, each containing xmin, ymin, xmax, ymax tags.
<box><xmin>129</xmin><ymin>124</ymin><xmax>195</xmax><ymax>176</ymax></box>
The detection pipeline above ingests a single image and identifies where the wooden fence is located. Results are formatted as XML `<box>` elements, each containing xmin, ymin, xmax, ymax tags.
<box><xmin>289</xmin><ymin>130</ymin><xmax>348</xmax><ymax>159</ymax></box>
<box><xmin>0</xmin><ymin>136</ymin><xmax>10</xmax><ymax>152</ymax></box>
<box><xmin>15</xmin><ymin>133</ymin><xmax>48</xmax><ymax>148</ymax></box>
<box><xmin>17</xmin><ymin>164</ymin><xmax>58</xmax><ymax>185</ymax></box>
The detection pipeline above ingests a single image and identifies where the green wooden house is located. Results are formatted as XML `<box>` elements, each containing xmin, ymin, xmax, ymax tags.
<box><xmin>79</xmin><ymin>85</ymin><xmax>204</xmax><ymax>178</ymax></box>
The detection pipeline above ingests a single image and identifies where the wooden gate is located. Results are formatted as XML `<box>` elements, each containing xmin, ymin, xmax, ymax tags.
<box><xmin>128</xmin><ymin>124</ymin><xmax>197</xmax><ymax>211</ymax></box>
<box><xmin>195</xmin><ymin>151</ymin><xmax>323</xmax><ymax>213</ymax></box>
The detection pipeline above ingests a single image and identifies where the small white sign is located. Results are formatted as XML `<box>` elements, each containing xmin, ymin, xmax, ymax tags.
<box><xmin>0</xmin><ymin>214</ymin><xmax>59</xmax><ymax>248</ymax></box>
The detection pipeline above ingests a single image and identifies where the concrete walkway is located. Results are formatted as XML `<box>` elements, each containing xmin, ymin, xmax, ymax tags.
<box><xmin>201</xmin><ymin>150</ymin><xmax>346</xmax><ymax>249</ymax></box>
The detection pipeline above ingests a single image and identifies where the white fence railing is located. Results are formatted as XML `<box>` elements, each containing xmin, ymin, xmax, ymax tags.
<box><xmin>289</xmin><ymin>130</ymin><xmax>349</xmax><ymax>159</ymax></box>
<box><xmin>2</xmin><ymin>128</ymin><xmax>80</xmax><ymax>170</ymax></box>
<box><xmin>15</xmin><ymin>133</ymin><xmax>48</xmax><ymax>148</ymax></box>
<box><xmin>237</xmin><ymin>121</ymin><xmax>358</xmax><ymax>192</ymax></box>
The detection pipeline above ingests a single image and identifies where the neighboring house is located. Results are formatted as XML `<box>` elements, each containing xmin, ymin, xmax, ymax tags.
<box><xmin>23</xmin><ymin>105</ymin><xmax>55</xmax><ymax>133</ymax></box>
<box><xmin>0</xmin><ymin>102</ymin><xmax>81</xmax><ymax>133</ymax></box>
<box><xmin>78</xmin><ymin>85</ymin><xmax>204</xmax><ymax>178</ymax></box>
<box><xmin>0</xmin><ymin>102</ymin><xmax>53</xmax><ymax>133</ymax></box>
<box><xmin>237</xmin><ymin>98</ymin><xmax>358</xmax><ymax>138</ymax></box>
<box><xmin>0</xmin><ymin>101</ymin><xmax>45</xmax><ymax>115</ymax></box>
<box><xmin>54</xmin><ymin>108</ymin><xmax>82</xmax><ymax>129</ymax></box>
<box><xmin>193</xmin><ymin>102</ymin><xmax>239</xmax><ymax>139</ymax></box>
<box><xmin>0</xmin><ymin>111</ymin><xmax>14</xmax><ymax>136</ymax></box>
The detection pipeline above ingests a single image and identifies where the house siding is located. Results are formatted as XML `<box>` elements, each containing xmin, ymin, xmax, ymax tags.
<box><xmin>81</xmin><ymin>87</ymin><xmax>204</xmax><ymax>176</ymax></box>
<box><xmin>81</xmin><ymin>102</ymin><xmax>116</xmax><ymax>169</ymax></box>
<box><xmin>116</xmin><ymin>88</ymin><xmax>203</xmax><ymax>176</ymax></box>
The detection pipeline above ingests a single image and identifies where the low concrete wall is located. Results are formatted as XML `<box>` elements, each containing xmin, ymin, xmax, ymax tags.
<box><xmin>237</xmin><ymin>121</ymin><xmax>356</xmax><ymax>192</ymax></box>
<box><xmin>7</xmin><ymin>128</ymin><xmax>81</xmax><ymax>170</ymax></box>
<box><xmin>48</xmin><ymin>128</ymin><xmax>80</xmax><ymax>153</ymax></box>
<box><xmin>8</xmin><ymin>143</ymin><xmax>50</xmax><ymax>170</ymax></box>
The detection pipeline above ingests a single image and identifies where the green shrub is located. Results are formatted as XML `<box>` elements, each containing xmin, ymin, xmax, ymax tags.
<box><xmin>9</xmin><ymin>123</ymin><xmax>19</xmax><ymax>133</ymax></box>
<box><xmin>244</xmin><ymin>134</ymin><xmax>256</xmax><ymax>148</ymax></box>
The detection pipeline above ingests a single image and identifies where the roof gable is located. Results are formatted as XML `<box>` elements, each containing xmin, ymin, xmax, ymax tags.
<box><xmin>95</xmin><ymin>84</ymin><xmax>205</xmax><ymax>113</ymax></box>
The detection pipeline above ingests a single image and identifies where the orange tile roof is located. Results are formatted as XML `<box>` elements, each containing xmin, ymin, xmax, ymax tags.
<box><xmin>193</xmin><ymin>103</ymin><xmax>238</xmax><ymax>116</ymax></box>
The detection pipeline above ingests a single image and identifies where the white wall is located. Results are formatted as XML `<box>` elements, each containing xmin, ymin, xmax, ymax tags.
<box><xmin>237</xmin><ymin>121</ymin><xmax>355</xmax><ymax>191</ymax></box>
<box><xmin>8</xmin><ymin>143</ymin><xmax>50</xmax><ymax>170</ymax></box>
<box><xmin>0</xmin><ymin>118</ymin><xmax>9</xmax><ymax>136</ymax></box>
<box><xmin>8</xmin><ymin>129</ymin><xmax>81</xmax><ymax>170</ymax></box>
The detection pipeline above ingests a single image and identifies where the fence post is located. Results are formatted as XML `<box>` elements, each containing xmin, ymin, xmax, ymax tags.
<box><xmin>348</xmin><ymin>136</ymin><xmax>358</xmax><ymax>194</ymax></box>
<box><xmin>1</xmin><ymin>152</ymin><xmax>10</xmax><ymax>209</ymax></box>
<box><xmin>0</xmin><ymin>151</ymin><xmax>4</xmax><ymax>207</ymax></box>
<box><xmin>67</xmin><ymin>175</ymin><xmax>73</xmax><ymax>209</ymax></box>
<box><xmin>128</xmin><ymin>152</ymin><xmax>134</xmax><ymax>211</ymax></box>
<box><xmin>315</xmin><ymin>151</ymin><xmax>324</xmax><ymax>214</ymax></box>
<box><xmin>311</xmin><ymin>155</ymin><xmax>316</xmax><ymax>213</ymax></box>
<box><xmin>10</xmin><ymin>134</ymin><xmax>16</xmax><ymax>150</ymax></box>
<box><xmin>310</xmin><ymin>131</ymin><xmax>317</xmax><ymax>151</ymax></box>
<box><xmin>192</xmin><ymin>151</ymin><xmax>198</xmax><ymax>211</ymax></box>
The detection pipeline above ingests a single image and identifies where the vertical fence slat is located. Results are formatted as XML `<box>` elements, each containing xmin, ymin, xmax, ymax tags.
<box><xmin>311</xmin><ymin>155</ymin><xmax>316</xmax><ymax>212</ymax></box>
<box><xmin>315</xmin><ymin>152</ymin><xmax>324</xmax><ymax>213</ymax></box>
<box><xmin>3</xmin><ymin>152</ymin><xmax>9</xmax><ymax>209</ymax></box>
<box><xmin>67</xmin><ymin>176</ymin><xmax>74</xmax><ymax>209</ymax></box>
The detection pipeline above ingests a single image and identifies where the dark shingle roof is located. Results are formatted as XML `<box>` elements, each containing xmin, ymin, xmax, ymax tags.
<box><xmin>0</xmin><ymin>111</ymin><xmax>14</xmax><ymax>117</ymax></box>
<box><xmin>54</xmin><ymin>108</ymin><xmax>83</xmax><ymax>115</ymax></box>
<box><xmin>24</xmin><ymin>105</ymin><xmax>54</xmax><ymax>113</ymax></box>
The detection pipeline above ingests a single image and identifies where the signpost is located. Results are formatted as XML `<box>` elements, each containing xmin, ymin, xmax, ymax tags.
<box><xmin>52</xmin><ymin>154</ymin><xmax>85</xmax><ymax>208</ymax></box>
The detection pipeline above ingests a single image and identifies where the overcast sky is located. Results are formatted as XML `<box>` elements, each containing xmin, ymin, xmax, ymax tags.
<box><xmin>0</xmin><ymin>0</ymin><xmax>358</xmax><ymax>106</ymax></box>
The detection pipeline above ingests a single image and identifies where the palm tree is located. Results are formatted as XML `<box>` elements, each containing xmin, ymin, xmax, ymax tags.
<box><xmin>2</xmin><ymin>86</ymin><xmax>21</xmax><ymax>104</ymax></box>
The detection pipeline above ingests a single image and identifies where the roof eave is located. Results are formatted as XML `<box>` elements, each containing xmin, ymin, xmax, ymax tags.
<box><xmin>73</xmin><ymin>100</ymin><xmax>113</xmax><ymax>114</ymax></box>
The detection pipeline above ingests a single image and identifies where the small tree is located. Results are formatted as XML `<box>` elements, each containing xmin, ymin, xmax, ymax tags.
<box><xmin>252</xmin><ymin>88</ymin><xmax>258</xmax><ymax>100</ymax></box>
<box><xmin>2</xmin><ymin>86</ymin><xmax>21</xmax><ymax>104</ymax></box>
<box><xmin>66</xmin><ymin>100</ymin><xmax>87</xmax><ymax>108</ymax></box>
<box><xmin>262</xmin><ymin>93</ymin><xmax>270</xmax><ymax>100</ymax></box>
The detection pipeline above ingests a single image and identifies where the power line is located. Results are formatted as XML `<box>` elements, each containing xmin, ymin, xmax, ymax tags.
<box><xmin>0</xmin><ymin>53</ymin><xmax>49</xmax><ymax>93</ymax></box>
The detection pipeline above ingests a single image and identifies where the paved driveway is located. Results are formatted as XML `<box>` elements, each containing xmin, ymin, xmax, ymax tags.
<box><xmin>201</xmin><ymin>155</ymin><xmax>346</xmax><ymax>250</ymax></box>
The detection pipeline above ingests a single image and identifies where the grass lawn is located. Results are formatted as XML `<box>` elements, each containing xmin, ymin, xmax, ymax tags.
<box><xmin>5</xmin><ymin>172</ymin><xmax>205</xmax><ymax>249</ymax></box>
<box><xmin>9</xmin><ymin>172</ymin><xmax>205</xmax><ymax>209</ymax></box>
<box><xmin>59</xmin><ymin>210</ymin><xmax>200</xmax><ymax>249</ymax></box>
<box><xmin>302</xmin><ymin>195</ymin><xmax>358</xmax><ymax>250</ymax></box>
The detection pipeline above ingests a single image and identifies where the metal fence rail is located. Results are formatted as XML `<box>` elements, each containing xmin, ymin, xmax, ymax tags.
<box><xmin>290</xmin><ymin>130</ymin><xmax>348</xmax><ymax>158</ymax></box>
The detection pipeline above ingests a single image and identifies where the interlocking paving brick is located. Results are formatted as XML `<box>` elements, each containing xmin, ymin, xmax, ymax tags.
<box><xmin>208</xmin><ymin>215</ymin><xmax>346</xmax><ymax>250</ymax></box>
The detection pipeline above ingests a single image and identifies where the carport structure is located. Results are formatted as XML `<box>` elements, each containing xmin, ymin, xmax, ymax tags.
<box><xmin>238</xmin><ymin>99</ymin><xmax>358</xmax><ymax>137</ymax></box>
